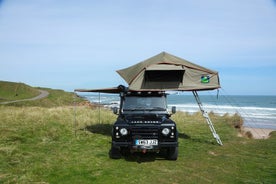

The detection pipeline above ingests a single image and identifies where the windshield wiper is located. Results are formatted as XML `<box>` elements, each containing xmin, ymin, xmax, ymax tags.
<box><xmin>124</xmin><ymin>107</ymin><xmax>166</xmax><ymax>111</ymax></box>
<box><xmin>124</xmin><ymin>107</ymin><xmax>144</xmax><ymax>111</ymax></box>
<box><xmin>148</xmin><ymin>107</ymin><xmax>166</xmax><ymax>111</ymax></box>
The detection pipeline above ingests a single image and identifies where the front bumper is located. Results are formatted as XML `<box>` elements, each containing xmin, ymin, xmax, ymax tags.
<box><xmin>112</xmin><ymin>140</ymin><xmax>178</xmax><ymax>151</ymax></box>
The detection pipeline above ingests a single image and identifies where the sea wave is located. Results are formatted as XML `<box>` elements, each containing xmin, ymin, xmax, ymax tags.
<box><xmin>83</xmin><ymin>94</ymin><xmax>276</xmax><ymax>129</ymax></box>
<box><xmin>169</xmin><ymin>103</ymin><xmax>276</xmax><ymax>116</ymax></box>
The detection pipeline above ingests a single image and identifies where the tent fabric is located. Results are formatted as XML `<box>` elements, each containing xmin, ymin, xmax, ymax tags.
<box><xmin>117</xmin><ymin>52</ymin><xmax>220</xmax><ymax>91</ymax></box>
<box><xmin>146</xmin><ymin>64</ymin><xmax>184</xmax><ymax>70</ymax></box>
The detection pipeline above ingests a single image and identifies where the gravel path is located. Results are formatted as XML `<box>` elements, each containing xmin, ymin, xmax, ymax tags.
<box><xmin>0</xmin><ymin>90</ymin><xmax>49</xmax><ymax>104</ymax></box>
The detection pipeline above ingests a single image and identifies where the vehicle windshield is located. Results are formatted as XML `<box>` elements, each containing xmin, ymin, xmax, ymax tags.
<box><xmin>123</xmin><ymin>96</ymin><xmax>167</xmax><ymax>111</ymax></box>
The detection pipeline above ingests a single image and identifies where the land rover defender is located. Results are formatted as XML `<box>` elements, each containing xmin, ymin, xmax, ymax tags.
<box><xmin>109</xmin><ymin>90</ymin><xmax>178</xmax><ymax>160</ymax></box>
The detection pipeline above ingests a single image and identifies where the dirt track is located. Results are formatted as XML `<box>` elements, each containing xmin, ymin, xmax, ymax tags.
<box><xmin>0</xmin><ymin>90</ymin><xmax>49</xmax><ymax>105</ymax></box>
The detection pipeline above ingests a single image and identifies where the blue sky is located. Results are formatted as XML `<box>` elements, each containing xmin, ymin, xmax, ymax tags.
<box><xmin>0</xmin><ymin>0</ymin><xmax>276</xmax><ymax>95</ymax></box>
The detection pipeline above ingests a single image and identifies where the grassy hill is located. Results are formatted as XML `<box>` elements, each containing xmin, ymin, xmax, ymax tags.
<box><xmin>0</xmin><ymin>81</ymin><xmax>40</xmax><ymax>102</ymax></box>
<box><xmin>0</xmin><ymin>81</ymin><xmax>84</xmax><ymax>107</ymax></box>
<box><xmin>0</xmin><ymin>106</ymin><xmax>275</xmax><ymax>183</ymax></box>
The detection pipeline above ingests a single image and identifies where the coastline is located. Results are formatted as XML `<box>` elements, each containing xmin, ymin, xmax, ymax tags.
<box><xmin>242</xmin><ymin>127</ymin><xmax>275</xmax><ymax>139</ymax></box>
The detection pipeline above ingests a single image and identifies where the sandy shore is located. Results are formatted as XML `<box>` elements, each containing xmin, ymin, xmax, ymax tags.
<box><xmin>242</xmin><ymin>127</ymin><xmax>275</xmax><ymax>139</ymax></box>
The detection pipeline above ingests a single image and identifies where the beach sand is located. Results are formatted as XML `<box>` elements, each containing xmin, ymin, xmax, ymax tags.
<box><xmin>242</xmin><ymin>127</ymin><xmax>275</xmax><ymax>139</ymax></box>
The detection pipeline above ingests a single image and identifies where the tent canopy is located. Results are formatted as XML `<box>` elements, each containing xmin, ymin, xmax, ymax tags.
<box><xmin>117</xmin><ymin>52</ymin><xmax>220</xmax><ymax>91</ymax></box>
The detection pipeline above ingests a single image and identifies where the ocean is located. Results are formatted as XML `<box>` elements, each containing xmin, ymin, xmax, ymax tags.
<box><xmin>82</xmin><ymin>93</ymin><xmax>276</xmax><ymax>130</ymax></box>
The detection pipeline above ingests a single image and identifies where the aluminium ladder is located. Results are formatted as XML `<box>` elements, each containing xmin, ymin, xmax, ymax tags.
<box><xmin>192</xmin><ymin>91</ymin><xmax>223</xmax><ymax>146</ymax></box>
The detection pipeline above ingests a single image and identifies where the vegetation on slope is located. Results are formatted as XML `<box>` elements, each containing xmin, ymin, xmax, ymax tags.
<box><xmin>0</xmin><ymin>81</ymin><xmax>84</xmax><ymax>107</ymax></box>
<box><xmin>0</xmin><ymin>106</ymin><xmax>275</xmax><ymax>184</ymax></box>
<box><xmin>0</xmin><ymin>81</ymin><xmax>40</xmax><ymax>102</ymax></box>
<box><xmin>6</xmin><ymin>87</ymin><xmax>84</xmax><ymax>107</ymax></box>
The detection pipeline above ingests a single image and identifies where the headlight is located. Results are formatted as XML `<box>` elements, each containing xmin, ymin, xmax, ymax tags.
<box><xmin>162</xmin><ymin>128</ymin><xmax>170</xmax><ymax>136</ymax></box>
<box><xmin>120</xmin><ymin>128</ymin><xmax>128</xmax><ymax>136</ymax></box>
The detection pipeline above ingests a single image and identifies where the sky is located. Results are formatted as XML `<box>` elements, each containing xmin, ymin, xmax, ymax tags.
<box><xmin>0</xmin><ymin>0</ymin><xmax>276</xmax><ymax>95</ymax></box>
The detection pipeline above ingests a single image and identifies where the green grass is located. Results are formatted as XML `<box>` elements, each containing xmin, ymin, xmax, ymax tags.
<box><xmin>0</xmin><ymin>81</ymin><xmax>40</xmax><ymax>102</ymax></box>
<box><xmin>0</xmin><ymin>106</ymin><xmax>275</xmax><ymax>184</ymax></box>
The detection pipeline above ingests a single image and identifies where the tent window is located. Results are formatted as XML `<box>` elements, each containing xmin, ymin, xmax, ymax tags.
<box><xmin>145</xmin><ymin>70</ymin><xmax>184</xmax><ymax>83</ymax></box>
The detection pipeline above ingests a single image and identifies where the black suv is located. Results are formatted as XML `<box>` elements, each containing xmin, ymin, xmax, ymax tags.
<box><xmin>109</xmin><ymin>90</ymin><xmax>178</xmax><ymax>160</ymax></box>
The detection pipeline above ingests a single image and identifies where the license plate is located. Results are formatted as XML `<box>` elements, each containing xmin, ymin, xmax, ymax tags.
<box><xmin>135</xmin><ymin>139</ymin><xmax>158</xmax><ymax>146</ymax></box>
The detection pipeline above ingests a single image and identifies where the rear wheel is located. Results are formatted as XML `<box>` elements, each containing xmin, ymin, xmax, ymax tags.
<box><xmin>167</xmin><ymin>147</ymin><xmax>178</xmax><ymax>160</ymax></box>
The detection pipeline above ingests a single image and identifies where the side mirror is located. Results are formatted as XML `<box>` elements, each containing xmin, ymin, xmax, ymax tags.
<box><xmin>112</xmin><ymin>107</ymin><xmax>118</xmax><ymax>115</ymax></box>
<box><xmin>171</xmin><ymin>106</ymin><xmax>176</xmax><ymax>114</ymax></box>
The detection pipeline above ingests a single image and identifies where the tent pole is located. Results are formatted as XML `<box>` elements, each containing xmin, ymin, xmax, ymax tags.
<box><xmin>73</xmin><ymin>90</ymin><xmax>77</xmax><ymax>137</ymax></box>
<box><xmin>192</xmin><ymin>91</ymin><xmax>223</xmax><ymax>146</ymax></box>
<box><xmin>98</xmin><ymin>92</ymin><xmax>101</xmax><ymax>124</ymax></box>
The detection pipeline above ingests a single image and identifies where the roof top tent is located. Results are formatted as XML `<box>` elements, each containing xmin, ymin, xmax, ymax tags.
<box><xmin>117</xmin><ymin>52</ymin><xmax>220</xmax><ymax>91</ymax></box>
<box><xmin>75</xmin><ymin>52</ymin><xmax>222</xmax><ymax>145</ymax></box>
<box><xmin>116</xmin><ymin>52</ymin><xmax>222</xmax><ymax>145</ymax></box>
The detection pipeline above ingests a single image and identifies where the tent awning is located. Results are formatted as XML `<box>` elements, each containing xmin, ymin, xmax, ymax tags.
<box><xmin>75</xmin><ymin>85</ymin><xmax>126</xmax><ymax>94</ymax></box>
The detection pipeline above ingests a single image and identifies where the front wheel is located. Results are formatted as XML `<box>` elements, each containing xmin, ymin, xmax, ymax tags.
<box><xmin>167</xmin><ymin>147</ymin><xmax>178</xmax><ymax>160</ymax></box>
<box><xmin>109</xmin><ymin>146</ymin><xmax>121</xmax><ymax>159</ymax></box>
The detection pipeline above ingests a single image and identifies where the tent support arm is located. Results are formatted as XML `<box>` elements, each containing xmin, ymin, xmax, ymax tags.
<box><xmin>192</xmin><ymin>91</ymin><xmax>223</xmax><ymax>146</ymax></box>
<box><xmin>73</xmin><ymin>91</ymin><xmax>77</xmax><ymax>137</ymax></box>
<box><xmin>98</xmin><ymin>92</ymin><xmax>101</xmax><ymax>124</ymax></box>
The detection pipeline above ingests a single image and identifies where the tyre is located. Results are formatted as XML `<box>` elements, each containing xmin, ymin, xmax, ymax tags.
<box><xmin>167</xmin><ymin>147</ymin><xmax>178</xmax><ymax>160</ymax></box>
<box><xmin>109</xmin><ymin>146</ymin><xmax>121</xmax><ymax>159</ymax></box>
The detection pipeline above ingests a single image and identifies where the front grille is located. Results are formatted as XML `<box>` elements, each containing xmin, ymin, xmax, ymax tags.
<box><xmin>131</xmin><ymin>126</ymin><xmax>159</xmax><ymax>139</ymax></box>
